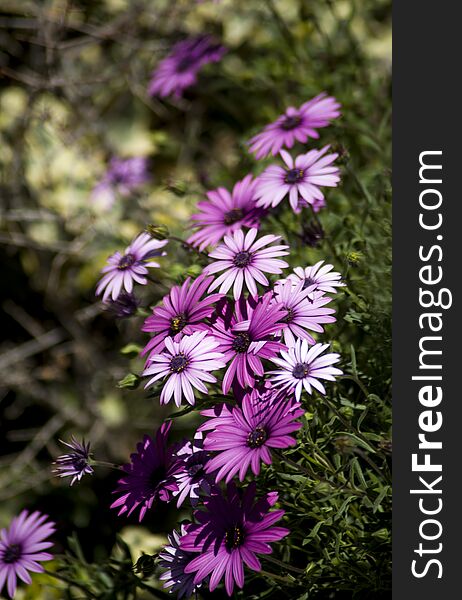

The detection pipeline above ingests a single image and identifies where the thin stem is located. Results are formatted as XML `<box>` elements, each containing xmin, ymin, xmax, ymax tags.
<box><xmin>91</xmin><ymin>460</ymin><xmax>124</xmax><ymax>472</ymax></box>
<box><xmin>259</xmin><ymin>569</ymin><xmax>296</xmax><ymax>584</ymax></box>
<box><xmin>263</xmin><ymin>555</ymin><xmax>305</xmax><ymax>575</ymax></box>
<box><xmin>168</xmin><ymin>235</ymin><xmax>209</xmax><ymax>258</ymax></box>
<box><xmin>43</xmin><ymin>569</ymin><xmax>97</xmax><ymax>598</ymax></box>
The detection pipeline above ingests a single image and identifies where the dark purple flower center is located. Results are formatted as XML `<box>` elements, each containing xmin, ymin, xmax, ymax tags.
<box><xmin>283</xmin><ymin>307</ymin><xmax>295</xmax><ymax>323</ymax></box>
<box><xmin>170</xmin><ymin>313</ymin><xmax>187</xmax><ymax>334</ymax></box>
<box><xmin>188</xmin><ymin>462</ymin><xmax>204</xmax><ymax>479</ymax></box>
<box><xmin>3</xmin><ymin>543</ymin><xmax>22</xmax><ymax>564</ymax></box>
<box><xmin>281</xmin><ymin>114</ymin><xmax>302</xmax><ymax>130</ymax></box>
<box><xmin>118</xmin><ymin>253</ymin><xmax>136</xmax><ymax>270</ymax></box>
<box><xmin>247</xmin><ymin>426</ymin><xmax>267</xmax><ymax>448</ymax></box>
<box><xmin>285</xmin><ymin>168</ymin><xmax>304</xmax><ymax>185</ymax></box>
<box><xmin>302</xmin><ymin>276</ymin><xmax>317</xmax><ymax>290</ymax></box>
<box><xmin>233</xmin><ymin>250</ymin><xmax>252</xmax><ymax>268</ymax></box>
<box><xmin>177</xmin><ymin>55</ymin><xmax>197</xmax><ymax>72</ymax></box>
<box><xmin>225</xmin><ymin>525</ymin><xmax>245</xmax><ymax>551</ymax></box>
<box><xmin>232</xmin><ymin>332</ymin><xmax>251</xmax><ymax>354</ymax></box>
<box><xmin>149</xmin><ymin>465</ymin><xmax>166</xmax><ymax>492</ymax></box>
<box><xmin>170</xmin><ymin>353</ymin><xmax>189</xmax><ymax>373</ymax></box>
<box><xmin>224</xmin><ymin>208</ymin><xmax>244</xmax><ymax>225</ymax></box>
<box><xmin>292</xmin><ymin>362</ymin><xmax>310</xmax><ymax>379</ymax></box>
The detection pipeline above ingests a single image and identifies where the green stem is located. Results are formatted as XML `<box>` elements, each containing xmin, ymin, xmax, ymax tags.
<box><xmin>263</xmin><ymin>555</ymin><xmax>305</xmax><ymax>574</ymax></box>
<box><xmin>168</xmin><ymin>235</ymin><xmax>209</xmax><ymax>258</ymax></box>
<box><xmin>43</xmin><ymin>569</ymin><xmax>97</xmax><ymax>598</ymax></box>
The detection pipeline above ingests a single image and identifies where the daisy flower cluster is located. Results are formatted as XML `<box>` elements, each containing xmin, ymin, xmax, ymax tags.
<box><xmin>4</xmin><ymin>32</ymin><xmax>355</xmax><ymax>600</ymax></box>
<box><xmin>80</xmin><ymin>88</ymin><xmax>346</xmax><ymax>598</ymax></box>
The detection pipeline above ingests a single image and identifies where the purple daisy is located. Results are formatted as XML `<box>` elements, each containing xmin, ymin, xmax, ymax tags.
<box><xmin>272</xmin><ymin>279</ymin><xmax>336</xmax><ymax>346</ymax></box>
<box><xmin>91</xmin><ymin>157</ymin><xmax>149</xmax><ymax>209</ymax></box>
<box><xmin>110</xmin><ymin>422</ymin><xmax>179</xmax><ymax>522</ymax></box>
<box><xmin>200</xmin><ymin>388</ymin><xmax>303</xmax><ymax>482</ymax></box>
<box><xmin>248</xmin><ymin>93</ymin><xmax>341</xmax><ymax>159</ymax></box>
<box><xmin>141</xmin><ymin>274</ymin><xmax>222</xmax><ymax>359</ymax></box>
<box><xmin>181</xmin><ymin>482</ymin><xmax>289</xmax><ymax>596</ymax></box>
<box><xmin>159</xmin><ymin>525</ymin><xmax>202</xmax><ymax>599</ymax></box>
<box><xmin>148</xmin><ymin>35</ymin><xmax>226</xmax><ymax>98</ymax></box>
<box><xmin>52</xmin><ymin>437</ymin><xmax>93</xmax><ymax>486</ymax></box>
<box><xmin>142</xmin><ymin>331</ymin><xmax>226</xmax><ymax>407</ymax></box>
<box><xmin>204</xmin><ymin>228</ymin><xmax>289</xmax><ymax>300</ymax></box>
<box><xmin>96</xmin><ymin>233</ymin><xmax>168</xmax><ymax>302</ymax></box>
<box><xmin>0</xmin><ymin>510</ymin><xmax>55</xmax><ymax>599</ymax></box>
<box><xmin>210</xmin><ymin>294</ymin><xmax>286</xmax><ymax>394</ymax></box>
<box><xmin>269</xmin><ymin>339</ymin><xmax>342</xmax><ymax>400</ymax></box>
<box><xmin>187</xmin><ymin>175</ymin><xmax>265</xmax><ymax>251</ymax></box>
<box><xmin>171</xmin><ymin>433</ymin><xmax>214</xmax><ymax>508</ymax></box>
<box><xmin>255</xmin><ymin>147</ymin><xmax>340</xmax><ymax>213</ymax></box>
<box><xmin>286</xmin><ymin>261</ymin><xmax>345</xmax><ymax>295</ymax></box>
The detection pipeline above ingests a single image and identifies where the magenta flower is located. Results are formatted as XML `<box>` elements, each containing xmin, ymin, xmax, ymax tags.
<box><xmin>171</xmin><ymin>434</ymin><xmax>214</xmax><ymax>508</ymax></box>
<box><xmin>210</xmin><ymin>294</ymin><xmax>286</xmax><ymax>394</ymax></box>
<box><xmin>0</xmin><ymin>511</ymin><xmax>55</xmax><ymax>599</ymax></box>
<box><xmin>286</xmin><ymin>261</ymin><xmax>345</xmax><ymax>295</ymax></box>
<box><xmin>110</xmin><ymin>422</ymin><xmax>179</xmax><ymax>522</ymax></box>
<box><xmin>148</xmin><ymin>35</ymin><xmax>226</xmax><ymax>98</ymax></box>
<box><xmin>141</xmin><ymin>274</ymin><xmax>222</xmax><ymax>359</ymax></box>
<box><xmin>269</xmin><ymin>339</ymin><xmax>342</xmax><ymax>400</ymax></box>
<box><xmin>142</xmin><ymin>331</ymin><xmax>226</xmax><ymax>407</ymax></box>
<box><xmin>200</xmin><ymin>388</ymin><xmax>303</xmax><ymax>482</ymax></box>
<box><xmin>204</xmin><ymin>228</ymin><xmax>289</xmax><ymax>300</ymax></box>
<box><xmin>187</xmin><ymin>175</ymin><xmax>265</xmax><ymax>251</ymax></box>
<box><xmin>53</xmin><ymin>437</ymin><xmax>93</xmax><ymax>486</ymax></box>
<box><xmin>272</xmin><ymin>279</ymin><xmax>336</xmax><ymax>346</ymax></box>
<box><xmin>181</xmin><ymin>482</ymin><xmax>289</xmax><ymax>596</ymax></box>
<box><xmin>96</xmin><ymin>233</ymin><xmax>168</xmax><ymax>302</ymax></box>
<box><xmin>248</xmin><ymin>93</ymin><xmax>341</xmax><ymax>159</ymax></box>
<box><xmin>159</xmin><ymin>525</ymin><xmax>202</xmax><ymax>599</ymax></box>
<box><xmin>91</xmin><ymin>157</ymin><xmax>149</xmax><ymax>209</ymax></box>
<box><xmin>255</xmin><ymin>147</ymin><xmax>340</xmax><ymax>213</ymax></box>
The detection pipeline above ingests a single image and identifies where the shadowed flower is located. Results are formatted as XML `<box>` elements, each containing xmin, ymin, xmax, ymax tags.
<box><xmin>149</xmin><ymin>35</ymin><xmax>226</xmax><ymax>98</ymax></box>
<box><xmin>255</xmin><ymin>147</ymin><xmax>340</xmax><ymax>213</ymax></box>
<box><xmin>248</xmin><ymin>93</ymin><xmax>341</xmax><ymax>159</ymax></box>
<box><xmin>53</xmin><ymin>437</ymin><xmax>93</xmax><ymax>486</ymax></box>
<box><xmin>204</xmin><ymin>228</ymin><xmax>289</xmax><ymax>300</ymax></box>
<box><xmin>269</xmin><ymin>339</ymin><xmax>342</xmax><ymax>400</ymax></box>
<box><xmin>111</xmin><ymin>422</ymin><xmax>179</xmax><ymax>522</ymax></box>
<box><xmin>142</xmin><ymin>331</ymin><xmax>226</xmax><ymax>407</ymax></box>
<box><xmin>286</xmin><ymin>261</ymin><xmax>345</xmax><ymax>295</ymax></box>
<box><xmin>105</xmin><ymin>291</ymin><xmax>140</xmax><ymax>318</ymax></box>
<box><xmin>200</xmin><ymin>388</ymin><xmax>303</xmax><ymax>482</ymax></box>
<box><xmin>159</xmin><ymin>525</ymin><xmax>202</xmax><ymax>599</ymax></box>
<box><xmin>91</xmin><ymin>157</ymin><xmax>149</xmax><ymax>209</ymax></box>
<box><xmin>141</xmin><ymin>274</ymin><xmax>222</xmax><ymax>359</ymax></box>
<box><xmin>0</xmin><ymin>511</ymin><xmax>55</xmax><ymax>599</ymax></box>
<box><xmin>187</xmin><ymin>176</ymin><xmax>265</xmax><ymax>251</ymax></box>
<box><xmin>96</xmin><ymin>233</ymin><xmax>168</xmax><ymax>302</ymax></box>
<box><xmin>272</xmin><ymin>279</ymin><xmax>336</xmax><ymax>346</ymax></box>
<box><xmin>210</xmin><ymin>294</ymin><xmax>287</xmax><ymax>394</ymax></box>
<box><xmin>181</xmin><ymin>482</ymin><xmax>289</xmax><ymax>596</ymax></box>
<box><xmin>171</xmin><ymin>433</ymin><xmax>214</xmax><ymax>508</ymax></box>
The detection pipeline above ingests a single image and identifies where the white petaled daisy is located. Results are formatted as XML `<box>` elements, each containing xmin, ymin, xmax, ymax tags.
<box><xmin>255</xmin><ymin>147</ymin><xmax>340</xmax><ymax>213</ymax></box>
<box><xmin>286</xmin><ymin>261</ymin><xmax>345</xmax><ymax>295</ymax></box>
<box><xmin>203</xmin><ymin>228</ymin><xmax>289</xmax><ymax>300</ymax></box>
<box><xmin>158</xmin><ymin>525</ymin><xmax>201</xmax><ymax>599</ymax></box>
<box><xmin>272</xmin><ymin>279</ymin><xmax>336</xmax><ymax>346</ymax></box>
<box><xmin>142</xmin><ymin>331</ymin><xmax>226</xmax><ymax>407</ymax></box>
<box><xmin>96</xmin><ymin>232</ymin><xmax>168</xmax><ymax>302</ymax></box>
<box><xmin>269</xmin><ymin>339</ymin><xmax>342</xmax><ymax>400</ymax></box>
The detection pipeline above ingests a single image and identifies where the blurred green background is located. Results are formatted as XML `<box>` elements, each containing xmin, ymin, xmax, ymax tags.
<box><xmin>0</xmin><ymin>1</ymin><xmax>391</xmax><ymax>598</ymax></box>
